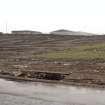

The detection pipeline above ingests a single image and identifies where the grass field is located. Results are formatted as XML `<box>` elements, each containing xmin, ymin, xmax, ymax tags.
<box><xmin>35</xmin><ymin>42</ymin><xmax>105</xmax><ymax>60</ymax></box>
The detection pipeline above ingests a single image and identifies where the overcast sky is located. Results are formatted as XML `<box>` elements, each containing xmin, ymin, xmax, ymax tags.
<box><xmin>0</xmin><ymin>0</ymin><xmax>105</xmax><ymax>34</ymax></box>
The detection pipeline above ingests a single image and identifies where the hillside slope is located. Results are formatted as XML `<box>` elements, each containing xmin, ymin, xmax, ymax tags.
<box><xmin>50</xmin><ymin>29</ymin><xmax>94</xmax><ymax>35</ymax></box>
<box><xmin>0</xmin><ymin>33</ymin><xmax>105</xmax><ymax>87</ymax></box>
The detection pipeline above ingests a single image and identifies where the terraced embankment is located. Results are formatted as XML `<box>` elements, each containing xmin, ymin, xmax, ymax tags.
<box><xmin>1</xmin><ymin>33</ymin><xmax>105</xmax><ymax>87</ymax></box>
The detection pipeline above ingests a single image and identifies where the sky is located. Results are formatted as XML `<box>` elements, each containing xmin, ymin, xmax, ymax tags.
<box><xmin>0</xmin><ymin>0</ymin><xmax>105</xmax><ymax>34</ymax></box>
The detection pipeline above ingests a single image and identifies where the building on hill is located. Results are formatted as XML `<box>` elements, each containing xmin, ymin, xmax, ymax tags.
<box><xmin>11</xmin><ymin>30</ymin><xmax>42</xmax><ymax>35</ymax></box>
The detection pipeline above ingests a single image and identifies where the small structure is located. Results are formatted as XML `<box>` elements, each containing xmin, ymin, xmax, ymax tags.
<box><xmin>11</xmin><ymin>30</ymin><xmax>42</xmax><ymax>35</ymax></box>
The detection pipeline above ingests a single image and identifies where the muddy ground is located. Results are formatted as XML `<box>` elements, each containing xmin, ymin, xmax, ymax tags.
<box><xmin>0</xmin><ymin>33</ymin><xmax>105</xmax><ymax>87</ymax></box>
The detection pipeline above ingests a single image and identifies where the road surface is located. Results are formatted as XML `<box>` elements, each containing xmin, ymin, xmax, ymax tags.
<box><xmin>0</xmin><ymin>78</ymin><xmax>105</xmax><ymax>105</ymax></box>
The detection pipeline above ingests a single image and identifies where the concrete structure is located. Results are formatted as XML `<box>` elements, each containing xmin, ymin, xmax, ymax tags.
<box><xmin>12</xmin><ymin>30</ymin><xmax>42</xmax><ymax>35</ymax></box>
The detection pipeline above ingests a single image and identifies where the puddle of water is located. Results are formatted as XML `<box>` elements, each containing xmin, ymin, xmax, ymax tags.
<box><xmin>0</xmin><ymin>78</ymin><xmax>105</xmax><ymax>105</ymax></box>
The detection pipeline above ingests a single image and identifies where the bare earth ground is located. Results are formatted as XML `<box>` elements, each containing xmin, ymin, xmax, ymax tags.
<box><xmin>1</xmin><ymin>34</ymin><xmax>105</xmax><ymax>88</ymax></box>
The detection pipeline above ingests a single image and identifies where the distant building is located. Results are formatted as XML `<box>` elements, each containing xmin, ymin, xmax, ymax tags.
<box><xmin>11</xmin><ymin>30</ymin><xmax>42</xmax><ymax>35</ymax></box>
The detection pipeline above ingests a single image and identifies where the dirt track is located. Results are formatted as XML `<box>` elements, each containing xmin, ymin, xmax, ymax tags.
<box><xmin>1</xmin><ymin>33</ymin><xmax>105</xmax><ymax>87</ymax></box>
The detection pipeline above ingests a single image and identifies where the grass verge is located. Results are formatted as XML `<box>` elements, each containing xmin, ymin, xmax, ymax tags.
<box><xmin>35</xmin><ymin>43</ymin><xmax>105</xmax><ymax>60</ymax></box>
